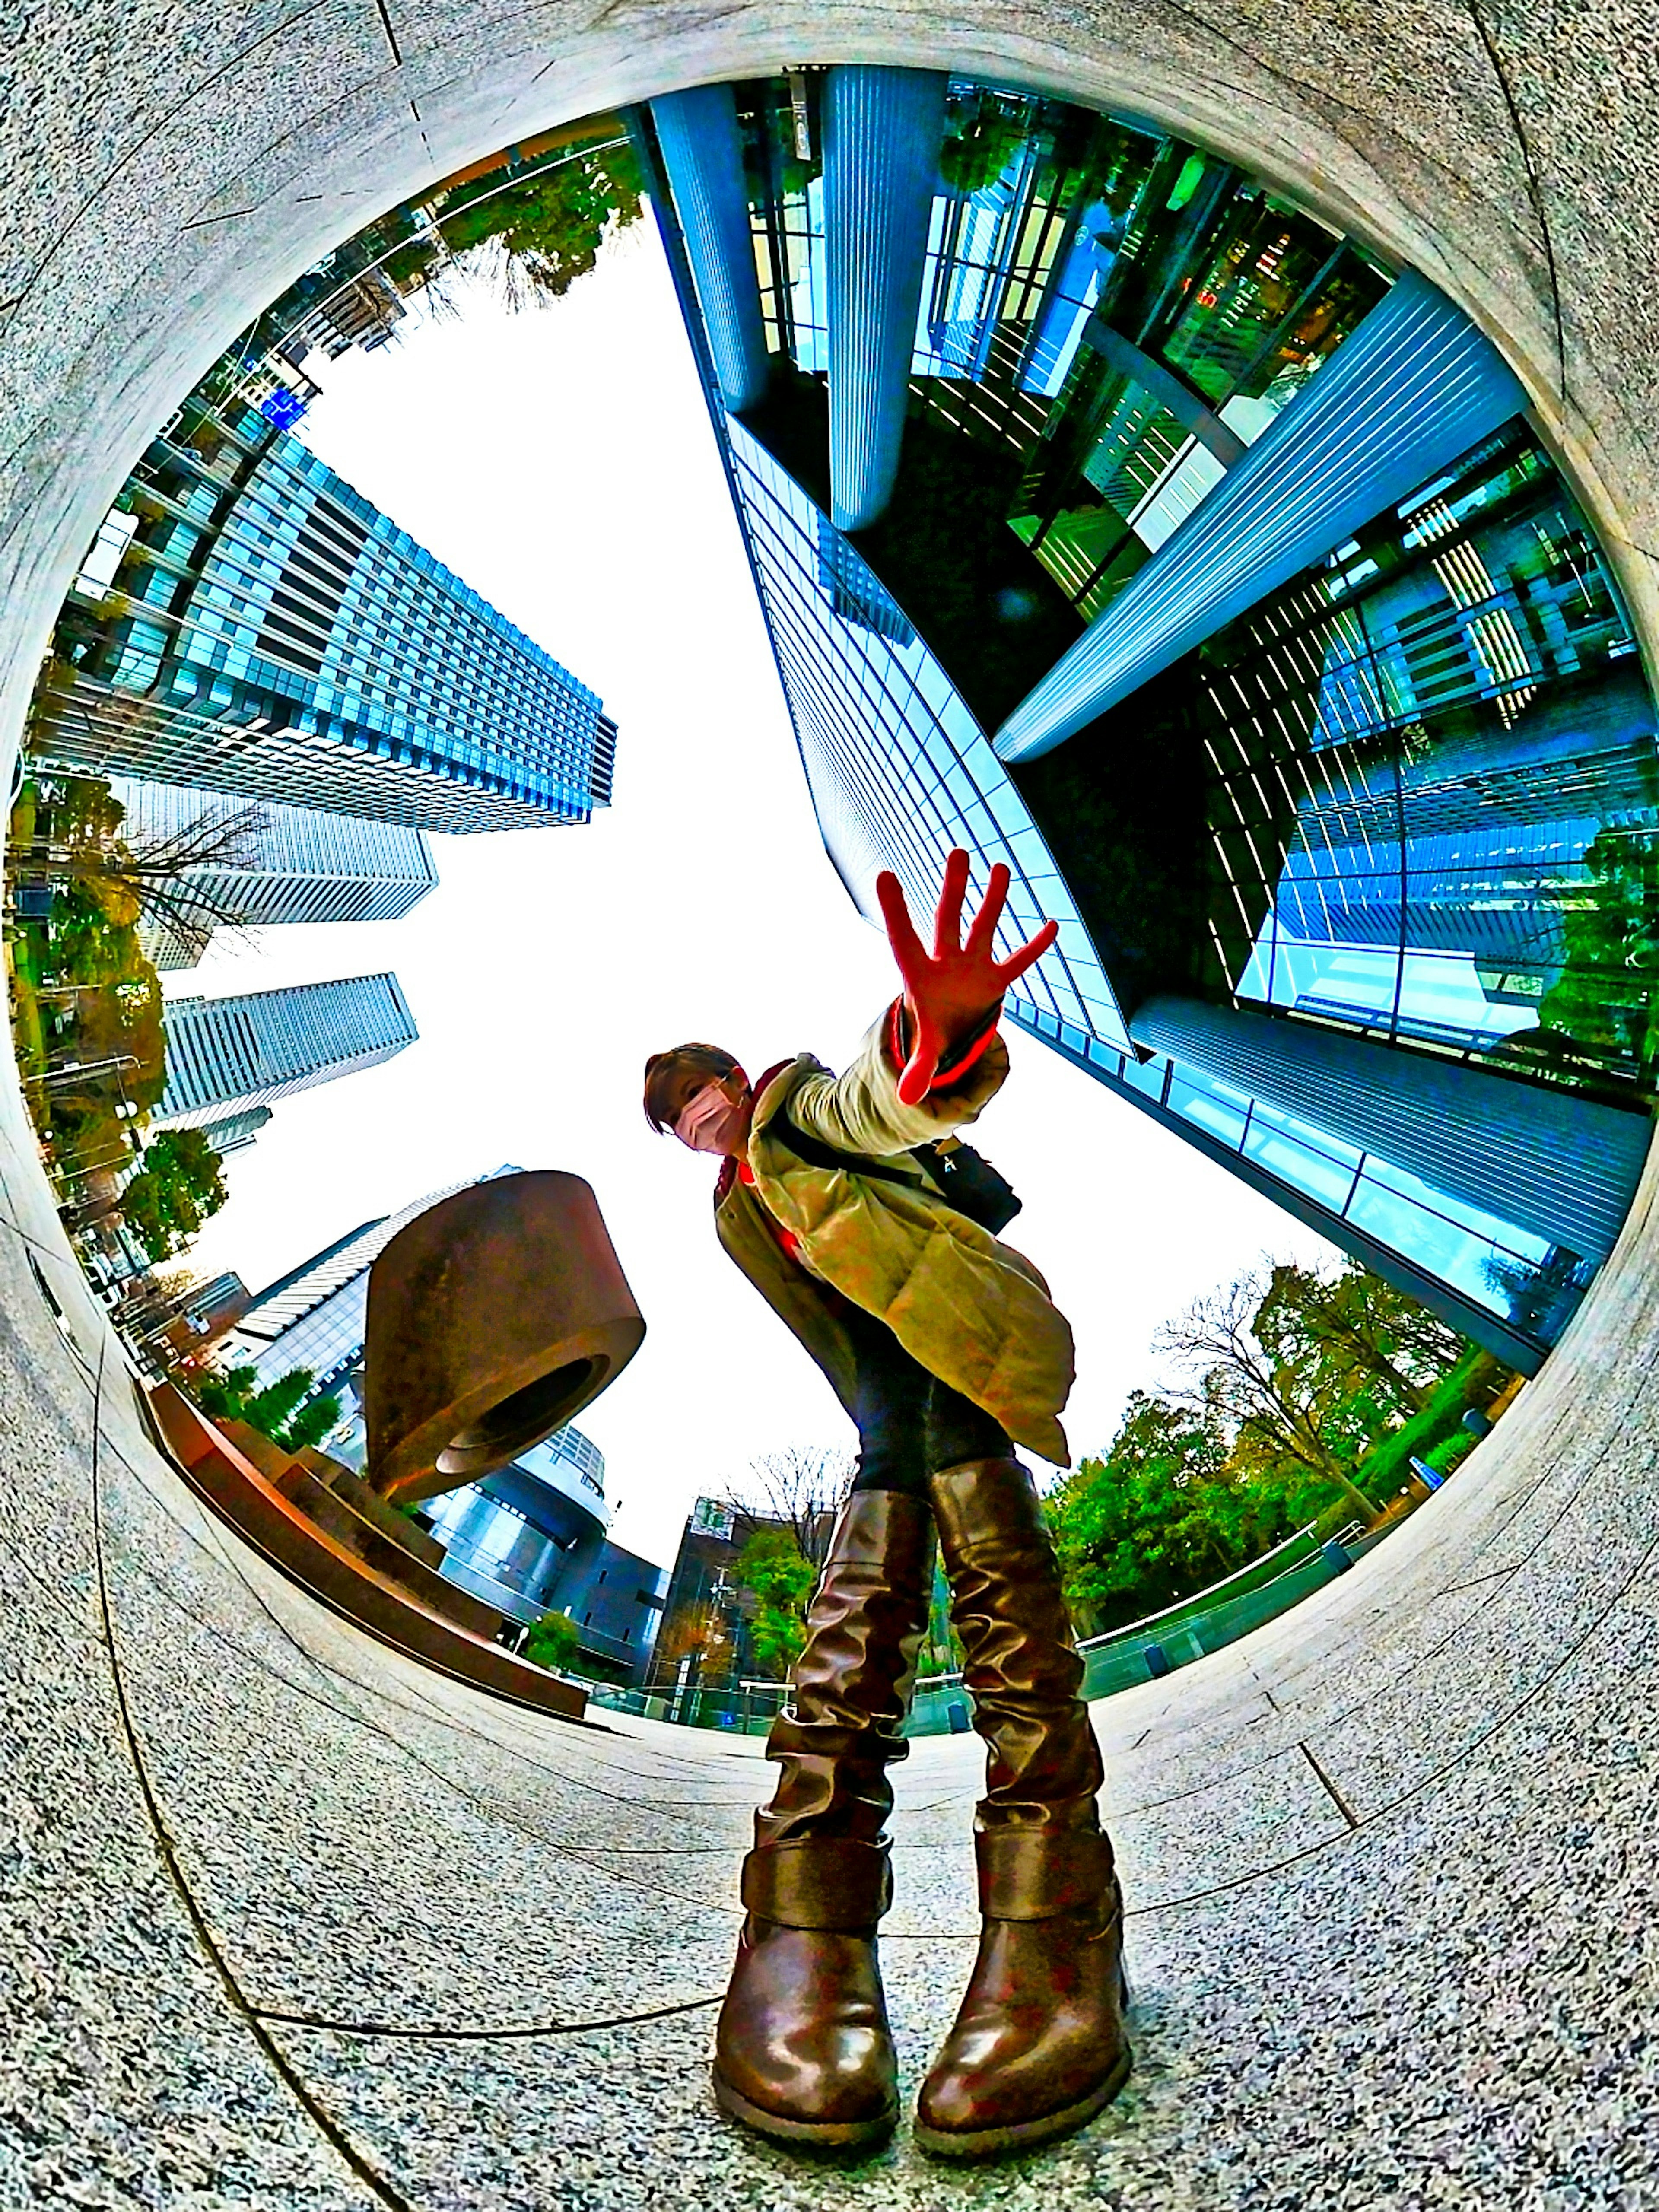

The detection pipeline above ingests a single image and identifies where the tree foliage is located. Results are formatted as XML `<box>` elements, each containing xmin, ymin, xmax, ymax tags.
<box><xmin>1046</xmin><ymin>1393</ymin><xmax>1310</xmax><ymax>1637</ymax></box>
<box><xmin>524</xmin><ymin>1609</ymin><xmax>582</xmax><ymax>1673</ymax></box>
<box><xmin>725</xmin><ymin>1445</ymin><xmax>855</xmax><ymax>1567</ymax></box>
<box><xmin>441</xmin><ymin>137</ymin><xmax>644</xmax><ymax>305</ymax></box>
<box><xmin>729</xmin><ymin>1527</ymin><xmax>818</xmax><ymax>1680</ymax></box>
<box><xmin>1250</xmin><ymin>1262</ymin><xmax>1461</xmax><ymax>1418</ymax></box>
<box><xmin>1154</xmin><ymin>1265</ymin><xmax>1418</xmax><ymax>1526</ymax></box>
<box><xmin>21</xmin><ymin>778</ymin><xmax>271</xmax><ymax>953</ymax></box>
<box><xmin>194</xmin><ymin>1361</ymin><xmax>341</xmax><ymax>1453</ymax></box>
<box><xmin>939</xmin><ymin>94</ymin><xmax>1032</xmax><ymax>195</ymax></box>
<box><xmin>1049</xmin><ymin>1259</ymin><xmax>1501</xmax><ymax>1636</ymax></box>
<box><xmin>1536</xmin><ymin>824</ymin><xmax>1659</xmax><ymax>1073</ymax></box>
<box><xmin>119</xmin><ymin>1128</ymin><xmax>228</xmax><ymax>1261</ymax></box>
<box><xmin>9</xmin><ymin>772</ymin><xmax>266</xmax><ymax>1197</ymax></box>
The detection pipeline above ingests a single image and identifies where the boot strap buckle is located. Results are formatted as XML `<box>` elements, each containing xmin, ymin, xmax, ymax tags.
<box><xmin>742</xmin><ymin>1838</ymin><xmax>893</xmax><ymax>1929</ymax></box>
<box><xmin>976</xmin><ymin>1827</ymin><xmax>1116</xmax><ymax>1920</ymax></box>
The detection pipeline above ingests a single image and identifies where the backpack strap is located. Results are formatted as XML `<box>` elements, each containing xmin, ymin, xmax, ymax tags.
<box><xmin>763</xmin><ymin>1104</ymin><xmax>937</xmax><ymax>1192</ymax></box>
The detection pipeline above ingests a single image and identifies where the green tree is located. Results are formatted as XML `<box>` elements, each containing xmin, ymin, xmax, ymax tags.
<box><xmin>730</xmin><ymin>1526</ymin><xmax>818</xmax><ymax>1679</ymax></box>
<box><xmin>17</xmin><ymin>769</ymin><xmax>269</xmax><ymax>963</ymax></box>
<box><xmin>1535</xmin><ymin>824</ymin><xmax>1659</xmax><ymax>1077</ymax></box>
<box><xmin>194</xmin><ymin>1361</ymin><xmax>341</xmax><ymax>1453</ymax></box>
<box><xmin>119</xmin><ymin>1128</ymin><xmax>228</xmax><ymax>1261</ymax></box>
<box><xmin>1156</xmin><ymin>1271</ymin><xmax>1394</xmax><ymax>1525</ymax></box>
<box><xmin>939</xmin><ymin>93</ymin><xmax>1032</xmax><ymax>194</ymax></box>
<box><xmin>441</xmin><ymin>136</ymin><xmax>644</xmax><ymax>304</ymax></box>
<box><xmin>727</xmin><ymin>1445</ymin><xmax>854</xmax><ymax>1568</ymax></box>
<box><xmin>281</xmin><ymin>1392</ymin><xmax>346</xmax><ymax>1452</ymax></box>
<box><xmin>1249</xmin><ymin>1260</ymin><xmax>1462</xmax><ymax>1423</ymax></box>
<box><xmin>524</xmin><ymin>1609</ymin><xmax>582</xmax><ymax>1673</ymax></box>
<box><xmin>29</xmin><ymin>772</ymin><xmax>127</xmax><ymax>850</ymax></box>
<box><xmin>1046</xmin><ymin>1392</ymin><xmax>1302</xmax><ymax>1635</ymax></box>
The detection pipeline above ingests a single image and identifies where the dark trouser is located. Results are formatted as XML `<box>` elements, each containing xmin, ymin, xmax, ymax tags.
<box><xmin>838</xmin><ymin>1300</ymin><xmax>1011</xmax><ymax>1494</ymax></box>
<box><xmin>753</xmin><ymin>1303</ymin><xmax>1004</xmax><ymax>1851</ymax></box>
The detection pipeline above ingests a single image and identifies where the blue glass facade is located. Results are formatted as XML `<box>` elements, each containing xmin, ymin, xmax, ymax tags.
<box><xmin>424</xmin><ymin>1428</ymin><xmax>610</xmax><ymax>1609</ymax></box>
<box><xmin>36</xmin><ymin>382</ymin><xmax>617</xmax><ymax>834</ymax></box>
<box><xmin>730</xmin><ymin>412</ymin><xmax>1579</xmax><ymax>1346</ymax></box>
<box><xmin>422</xmin><ymin>1436</ymin><xmax>669</xmax><ymax>1681</ymax></box>
<box><xmin>640</xmin><ymin>74</ymin><xmax>1659</xmax><ymax>1370</ymax></box>
<box><xmin>154</xmin><ymin>973</ymin><xmax>417</xmax><ymax>1131</ymax></box>
<box><xmin>730</xmin><ymin>425</ymin><xmax>1128</xmax><ymax>1055</ymax></box>
<box><xmin>1207</xmin><ymin>430</ymin><xmax>1651</xmax><ymax>1083</ymax></box>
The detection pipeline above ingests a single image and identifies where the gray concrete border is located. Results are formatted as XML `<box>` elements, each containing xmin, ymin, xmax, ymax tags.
<box><xmin>2</xmin><ymin>7</ymin><xmax>1656</xmax><ymax>2202</ymax></box>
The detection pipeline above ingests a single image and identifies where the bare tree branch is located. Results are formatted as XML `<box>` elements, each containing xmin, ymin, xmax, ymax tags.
<box><xmin>723</xmin><ymin>1446</ymin><xmax>856</xmax><ymax>1566</ymax></box>
<box><xmin>16</xmin><ymin>786</ymin><xmax>273</xmax><ymax>944</ymax></box>
<box><xmin>1155</xmin><ymin>1268</ymin><xmax>1379</xmax><ymax>1523</ymax></box>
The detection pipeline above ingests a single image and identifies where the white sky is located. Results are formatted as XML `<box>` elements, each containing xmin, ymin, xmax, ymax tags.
<box><xmin>177</xmin><ymin>223</ymin><xmax>1331</xmax><ymax>1571</ymax></box>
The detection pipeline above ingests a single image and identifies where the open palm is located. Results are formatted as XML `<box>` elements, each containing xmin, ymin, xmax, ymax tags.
<box><xmin>876</xmin><ymin>849</ymin><xmax>1058</xmax><ymax>1106</ymax></box>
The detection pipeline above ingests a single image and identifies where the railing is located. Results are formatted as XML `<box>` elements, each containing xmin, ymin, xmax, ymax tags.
<box><xmin>576</xmin><ymin>1519</ymin><xmax>1387</xmax><ymax>1736</ymax></box>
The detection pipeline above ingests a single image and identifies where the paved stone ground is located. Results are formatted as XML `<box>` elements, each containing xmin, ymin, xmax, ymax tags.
<box><xmin>3</xmin><ymin>1</ymin><xmax>1659</xmax><ymax>2204</ymax></box>
<box><xmin>8</xmin><ymin>1163</ymin><xmax>1655</xmax><ymax>2210</ymax></box>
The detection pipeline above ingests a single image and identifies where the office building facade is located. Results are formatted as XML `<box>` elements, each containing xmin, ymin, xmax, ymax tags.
<box><xmin>641</xmin><ymin>73</ymin><xmax>1659</xmax><ymax>1369</ymax></box>
<box><xmin>648</xmin><ymin>1496</ymin><xmax>818</xmax><ymax>1694</ymax></box>
<box><xmin>33</xmin><ymin>378</ymin><xmax>617</xmax><ymax>834</ymax></box>
<box><xmin>423</xmin><ymin>1446</ymin><xmax>669</xmax><ymax>1681</ymax></box>
<box><xmin>189</xmin><ymin>1106</ymin><xmax>274</xmax><ymax>1157</ymax></box>
<box><xmin>153</xmin><ymin>972</ymin><xmax>416</xmax><ymax>1132</ymax></box>
<box><xmin>112</xmin><ymin>775</ymin><xmax>437</xmax><ymax>971</ymax></box>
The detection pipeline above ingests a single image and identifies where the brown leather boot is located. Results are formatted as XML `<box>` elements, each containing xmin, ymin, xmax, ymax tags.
<box><xmin>712</xmin><ymin>1489</ymin><xmax>933</xmax><ymax>2149</ymax></box>
<box><xmin>915</xmin><ymin>1458</ymin><xmax>1131</xmax><ymax>2161</ymax></box>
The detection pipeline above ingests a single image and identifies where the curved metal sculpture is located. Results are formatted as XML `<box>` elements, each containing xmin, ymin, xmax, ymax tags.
<box><xmin>363</xmin><ymin>1170</ymin><xmax>645</xmax><ymax>1506</ymax></box>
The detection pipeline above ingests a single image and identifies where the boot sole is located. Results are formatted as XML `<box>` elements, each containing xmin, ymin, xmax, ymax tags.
<box><xmin>711</xmin><ymin>2065</ymin><xmax>899</xmax><ymax>2152</ymax></box>
<box><xmin>913</xmin><ymin>2041</ymin><xmax>1133</xmax><ymax>2163</ymax></box>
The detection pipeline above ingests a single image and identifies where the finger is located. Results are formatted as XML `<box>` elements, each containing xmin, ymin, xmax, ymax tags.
<box><xmin>964</xmin><ymin>861</ymin><xmax>1011</xmax><ymax>960</ymax></box>
<box><xmin>876</xmin><ymin>869</ymin><xmax>928</xmax><ymax>982</ymax></box>
<box><xmin>934</xmin><ymin>846</ymin><xmax>971</xmax><ymax>958</ymax></box>
<box><xmin>995</xmin><ymin>915</ymin><xmax>1060</xmax><ymax>985</ymax></box>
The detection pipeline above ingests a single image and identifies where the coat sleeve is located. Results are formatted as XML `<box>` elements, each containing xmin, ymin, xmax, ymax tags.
<box><xmin>786</xmin><ymin>1002</ymin><xmax>1011</xmax><ymax>1159</ymax></box>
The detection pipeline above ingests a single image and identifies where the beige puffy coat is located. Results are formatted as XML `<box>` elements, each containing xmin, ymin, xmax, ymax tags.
<box><xmin>713</xmin><ymin>1009</ymin><xmax>1074</xmax><ymax>1465</ymax></box>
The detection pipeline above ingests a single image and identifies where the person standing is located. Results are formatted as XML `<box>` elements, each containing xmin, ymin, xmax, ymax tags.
<box><xmin>643</xmin><ymin>850</ymin><xmax>1129</xmax><ymax>2161</ymax></box>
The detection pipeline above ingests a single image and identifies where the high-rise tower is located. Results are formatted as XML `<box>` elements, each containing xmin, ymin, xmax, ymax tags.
<box><xmin>153</xmin><ymin>973</ymin><xmax>417</xmax><ymax>1131</ymax></box>
<box><xmin>641</xmin><ymin>74</ymin><xmax>1659</xmax><ymax>1370</ymax></box>
<box><xmin>110</xmin><ymin>776</ymin><xmax>438</xmax><ymax>971</ymax></box>
<box><xmin>34</xmin><ymin>382</ymin><xmax>617</xmax><ymax>834</ymax></box>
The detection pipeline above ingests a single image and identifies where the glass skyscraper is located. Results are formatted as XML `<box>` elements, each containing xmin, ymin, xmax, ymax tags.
<box><xmin>110</xmin><ymin>775</ymin><xmax>437</xmax><ymax>970</ymax></box>
<box><xmin>153</xmin><ymin>973</ymin><xmax>417</xmax><ymax>1131</ymax></box>
<box><xmin>33</xmin><ymin>378</ymin><xmax>618</xmax><ymax>834</ymax></box>
<box><xmin>641</xmin><ymin>72</ymin><xmax>1659</xmax><ymax>1369</ymax></box>
<box><xmin>190</xmin><ymin>1106</ymin><xmax>274</xmax><ymax>1157</ymax></box>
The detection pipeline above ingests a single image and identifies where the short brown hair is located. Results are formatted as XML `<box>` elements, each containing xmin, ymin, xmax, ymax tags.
<box><xmin>642</xmin><ymin>1043</ymin><xmax>741</xmax><ymax>1132</ymax></box>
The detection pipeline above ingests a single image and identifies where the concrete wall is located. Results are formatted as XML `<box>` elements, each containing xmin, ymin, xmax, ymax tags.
<box><xmin>3</xmin><ymin>5</ymin><xmax>1656</xmax><ymax>2203</ymax></box>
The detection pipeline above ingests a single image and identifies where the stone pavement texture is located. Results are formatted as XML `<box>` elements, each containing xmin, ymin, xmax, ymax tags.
<box><xmin>2</xmin><ymin>3</ymin><xmax>1658</xmax><ymax>2208</ymax></box>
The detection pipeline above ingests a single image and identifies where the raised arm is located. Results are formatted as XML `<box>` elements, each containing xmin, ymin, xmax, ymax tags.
<box><xmin>876</xmin><ymin>849</ymin><xmax>1058</xmax><ymax>1106</ymax></box>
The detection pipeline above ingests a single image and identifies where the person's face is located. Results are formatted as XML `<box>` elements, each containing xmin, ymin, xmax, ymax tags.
<box><xmin>667</xmin><ymin>1063</ymin><xmax>751</xmax><ymax>1155</ymax></box>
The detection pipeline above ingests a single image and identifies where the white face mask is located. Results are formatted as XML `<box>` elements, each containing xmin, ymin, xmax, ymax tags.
<box><xmin>674</xmin><ymin>1080</ymin><xmax>748</xmax><ymax>1155</ymax></box>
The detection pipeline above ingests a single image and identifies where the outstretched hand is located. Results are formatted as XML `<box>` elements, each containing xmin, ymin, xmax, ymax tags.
<box><xmin>876</xmin><ymin>849</ymin><xmax>1058</xmax><ymax>1106</ymax></box>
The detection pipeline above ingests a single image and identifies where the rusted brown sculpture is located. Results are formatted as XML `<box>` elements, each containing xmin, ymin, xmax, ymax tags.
<box><xmin>363</xmin><ymin>1170</ymin><xmax>644</xmax><ymax>1507</ymax></box>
